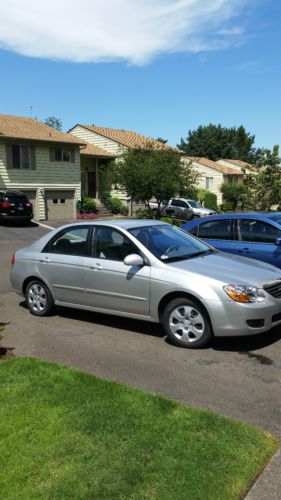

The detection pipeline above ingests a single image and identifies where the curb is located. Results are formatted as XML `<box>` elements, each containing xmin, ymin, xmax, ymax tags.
<box><xmin>245</xmin><ymin>448</ymin><xmax>281</xmax><ymax>499</ymax></box>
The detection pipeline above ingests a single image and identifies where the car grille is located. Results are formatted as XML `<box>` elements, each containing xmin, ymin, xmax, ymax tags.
<box><xmin>263</xmin><ymin>280</ymin><xmax>281</xmax><ymax>298</ymax></box>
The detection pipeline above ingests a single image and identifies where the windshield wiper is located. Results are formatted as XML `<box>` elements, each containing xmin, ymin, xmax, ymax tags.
<box><xmin>161</xmin><ymin>248</ymin><xmax>217</xmax><ymax>262</ymax></box>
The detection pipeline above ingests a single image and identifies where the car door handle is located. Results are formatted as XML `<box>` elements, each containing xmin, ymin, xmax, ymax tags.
<box><xmin>39</xmin><ymin>256</ymin><xmax>51</xmax><ymax>263</ymax></box>
<box><xmin>89</xmin><ymin>263</ymin><xmax>103</xmax><ymax>270</ymax></box>
<box><xmin>238</xmin><ymin>248</ymin><xmax>251</xmax><ymax>253</ymax></box>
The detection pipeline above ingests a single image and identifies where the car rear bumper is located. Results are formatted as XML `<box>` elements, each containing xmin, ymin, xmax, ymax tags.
<box><xmin>0</xmin><ymin>214</ymin><xmax>33</xmax><ymax>222</ymax></box>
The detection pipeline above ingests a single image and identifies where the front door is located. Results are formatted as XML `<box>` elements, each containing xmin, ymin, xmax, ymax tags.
<box><xmin>88</xmin><ymin>172</ymin><xmax>96</xmax><ymax>198</ymax></box>
<box><xmin>84</xmin><ymin>225</ymin><xmax>151</xmax><ymax>316</ymax></box>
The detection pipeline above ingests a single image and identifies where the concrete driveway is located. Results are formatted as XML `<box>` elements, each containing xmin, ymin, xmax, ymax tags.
<box><xmin>1</xmin><ymin>221</ymin><xmax>281</xmax><ymax>437</ymax></box>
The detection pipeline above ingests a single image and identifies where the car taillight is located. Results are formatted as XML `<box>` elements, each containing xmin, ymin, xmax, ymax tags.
<box><xmin>11</xmin><ymin>252</ymin><xmax>15</xmax><ymax>269</ymax></box>
<box><xmin>26</xmin><ymin>202</ymin><xmax>33</xmax><ymax>207</ymax></box>
<box><xmin>1</xmin><ymin>201</ymin><xmax>12</xmax><ymax>208</ymax></box>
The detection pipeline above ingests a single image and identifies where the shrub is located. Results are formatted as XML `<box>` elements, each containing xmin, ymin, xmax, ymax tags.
<box><xmin>80</xmin><ymin>197</ymin><xmax>97</xmax><ymax>213</ymax></box>
<box><xmin>120</xmin><ymin>205</ymin><xmax>129</xmax><ymax>216</ymax></box>
<box><xmin>101</xmin><ymin>191</ymin><xmax>111</xmax><ymax>205</ymax></box>
<box><xmin>220</xmin><ymin>202</ymin><xmax>234</xmax><ymax>212</ymax></box>
<box><xmin>106</xmin><ymin>197</ymin><xmax>122</xmax><ymax>214</ymax></box>
<box><xmin>135</xmin><ymin>208</ymin><xmax>154</xmax><ymax>219</ymax></box>
<box><xmin>204</xmin><ymin>192</ymin><xmax>218</xmax><ymax>211</ymax></box>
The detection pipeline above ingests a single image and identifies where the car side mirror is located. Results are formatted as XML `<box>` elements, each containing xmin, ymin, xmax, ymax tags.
<box><xmin>124</xmin><ymin>253</ymin><xmax>144</xmax><ymax>266</ymax></box>
<box><xmin>274</xmin><ymin>238</ymin><xmax>281</xmax><ymax>246</ymax></box>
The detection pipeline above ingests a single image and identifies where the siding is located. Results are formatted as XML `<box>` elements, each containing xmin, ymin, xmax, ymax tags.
<box><xmin>70</xmin><ymin>126</ymin><xmax>126</xmax><ymax>155</ymax></box>
<box><xmin>184</xmin><ymin>158</ymin><xmax>224</xmax><ymax>204</ymax></box>
<box><xmin>0</xmin><ymin>142</ymin><xmax>81</xmax><ymax>220</ymax></box>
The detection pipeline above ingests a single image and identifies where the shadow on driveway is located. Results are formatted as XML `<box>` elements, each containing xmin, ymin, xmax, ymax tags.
<box><xmin>19</xmin><ymin>300</ymin><xmax>281</xmax><ymax>351</ymax></box>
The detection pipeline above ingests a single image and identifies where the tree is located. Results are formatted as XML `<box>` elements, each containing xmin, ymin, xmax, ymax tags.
<box><xmin>113</xmin><ymin>144</ymin><xmax>199</xmax><ymax>217</ymax></box>
<box><xmin>155</xmin><ymin>137</ymin><xmax>168</xmax><ymax>144</ymax></box>
<box><xmin>242</xmin><ymin>145</ymin><xmax>281</xmax><ymax>211</ymax></box>
<box><xmin>178</xmin><ymin>124</ymin><xmax>256</xmax><ymax>162</ymax></box>
<box><xmin>220</xmin><ymin>182</ymin><xmax>249</xmax><ymax>211</ymax></box>
<box><xmin>44</xmin><ymin>116</ymin><xmax>62</xmax><ymax>131</ymax></box>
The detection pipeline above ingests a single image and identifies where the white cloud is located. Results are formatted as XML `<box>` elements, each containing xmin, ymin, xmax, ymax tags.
<box><xmin>0</xmin><ymin>0</ymin><xmax>249</xmax><ymax>64</ymax></box>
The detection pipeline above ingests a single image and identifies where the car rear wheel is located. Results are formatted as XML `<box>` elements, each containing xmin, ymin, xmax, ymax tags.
<box><xmin>162</xmin><ymin>298</ymin><xmax>212</xmax><ymax>348</ymax></box>
<box><xmin>26</xmin><ymin>280</ymin><xmax>54</xmax><ymax>316</ymax></box>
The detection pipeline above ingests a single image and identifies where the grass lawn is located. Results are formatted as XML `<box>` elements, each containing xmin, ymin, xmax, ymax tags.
<box><xmin>0</xmin><ymin>358</ymin><xmax>278</xmax><ymax>499</ymax></box>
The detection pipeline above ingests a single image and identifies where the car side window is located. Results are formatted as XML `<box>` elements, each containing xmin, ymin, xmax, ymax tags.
<box><xmin>47</xmin><ymin>226</ymin><xmax>90</xmax><ymax>256</ymax></box>
<box><xmin>198</xmin><ymin>219</ymin><xmax>232</xmax><ymax>240</ymax></box>
<box><xmin>92</xmin><ymin>227</ymin><xmax>139</xmax><ymax>261</ymax></box>
<box><xmin>187</xmin><ymin>226</ymin><xmax>198</xmax><ymax>237</ymax></box>
<box><xmin>238</xmin><ymin>219</ymin><xmax>281</xmax><ymax>243</ymax></box>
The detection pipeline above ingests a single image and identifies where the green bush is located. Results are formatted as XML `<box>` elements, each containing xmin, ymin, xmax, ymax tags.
<box><xmin>204</xmin><ymin>192</ymin><xmax>218</xmax><ymax>211</ymax></box>
<box><xmin>220</xmin><ymin>202</ymin><xmax>234</xmax><ymax>212</ymax></box>
<box><xmin>79</xmin><ymin>197</ymin><xmax>97</xmax><ymax>213</ymax></box>
<box><xmin>106</xmin><ymin>197</ymin><xmax>122</xmax><ymax>214</ymax></box>
<box><xmin>120</xmin><ymin>205</ymin><xmax>129</xmax><ymax>216</ymax></box>
<box><xmin>135</xmin><ymin>208</ymin><xmax>154</xmax><ymax>219</ymax></box>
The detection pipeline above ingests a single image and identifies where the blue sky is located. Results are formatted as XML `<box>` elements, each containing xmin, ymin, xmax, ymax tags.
<box><xmin>0</xmin><ymin>0</ymin><xmax>280</xmax><ymax>148</ymax></box>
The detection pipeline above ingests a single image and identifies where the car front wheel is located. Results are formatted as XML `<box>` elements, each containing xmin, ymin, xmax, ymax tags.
<box><xmin>162</xmin><ymin>298</ymin><xmax>212</xmax><ymax>348</ymax></box>
<box><xmin>26</xmin><ymin>280</ymin><xmax>54</xmax><ymax>316</ymax></box>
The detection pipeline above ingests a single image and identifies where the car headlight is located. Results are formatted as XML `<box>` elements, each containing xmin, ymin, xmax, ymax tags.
<box><xmin>223</xmin><ymin>284</ymin><xmax>266</xmax><ymax>303</ymax></box>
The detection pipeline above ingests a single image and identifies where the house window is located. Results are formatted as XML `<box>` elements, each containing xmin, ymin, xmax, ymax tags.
<box><xmin>206</xmin><ymin>177</ymin><xmax>214</xmax><ymax>190</ymax></box>
<box><xmin>12</xmin><ymin>145</ymin><xmax>31</xmax><ymax>169</ymax></box>
<box><xmin>50</xmin><ymin>148</ymin><xmax>75</xmax><ymax>163</ymax></box>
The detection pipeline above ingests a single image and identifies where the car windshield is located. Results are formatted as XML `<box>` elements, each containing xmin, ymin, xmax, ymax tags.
<box><xmin>187</xmin><ymin>200</ymin><xmax>202</xmax><ymax>208</ymax></box>
<box><xmin>129</xmin><ymin>224</ymin><xmax>215</xmax><ymax>262</ymax></box>
<box><xmin>265</xmin><ymin>214</ymin><xmax>281</xmax><ymax>226</ymax></box>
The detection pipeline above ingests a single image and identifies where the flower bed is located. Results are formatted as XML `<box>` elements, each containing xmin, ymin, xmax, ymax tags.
<box><xmin>76</xmin><ymin>212</ymin><xmax>97</xmax><ymax>220</ymax></box>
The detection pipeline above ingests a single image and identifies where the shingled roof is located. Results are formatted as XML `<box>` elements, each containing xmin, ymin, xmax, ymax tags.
<box><xmin>73</xmin><ymin>124</ymin><xmax>175</xmax><ymax>151</ymax></box>
<box><xmin>80</xmin><ymin>142</ymin><xmax>114</xmax><ymax>158</ymax></box>
<box><xmin>186</xmin><ymin>157</ymin><xmax>243</xmax><ymax>175</ymax></box>
<box><xmin>220</xmin><ymin>159</ymin><xmax>252</xmax><ymax>169</ymax></box>
<box><xmin>0</xmin><ymin>114</ymin><xmax>84</xmax><ymax>145</ymax></box>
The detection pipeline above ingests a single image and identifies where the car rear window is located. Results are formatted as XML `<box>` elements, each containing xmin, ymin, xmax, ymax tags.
<box><xmin>5</xmin><ymin>195</ymin><xmax>28</xmax><ymax>203</ymax></box>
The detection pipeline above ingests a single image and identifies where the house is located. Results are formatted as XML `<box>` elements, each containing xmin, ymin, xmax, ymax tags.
<box><xmin>69</xmin><ymin>124</ymin><xmax>172</xmax><ymax>213</ymax></box>
<box><xmin>183</xmin><ymin>157</ymin><xmax>245</xmax><ymax>205</ymax></box>
<box><xmin>0</xmin><ymin>114</ymin><xmax>84</xmax><ymax>220</ymax></box>
<box><xmin>216</xmin><ymin>159</ymin><xmax>252</xmax><ymax>172</ymax></box>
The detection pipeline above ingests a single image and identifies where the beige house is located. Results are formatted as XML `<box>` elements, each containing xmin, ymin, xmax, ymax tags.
<box><xmin>184</xmin><ymin>157</ymin><xmax>245</xmax><ymax>205</ymax></box>
<box><xmin>69</xmin><ymin>124</ymin><xmax>171</xmax><ymax>213</ymax></box>
<box><xmin>0</xmin><ymin>115</ymin><xmax>84</xmax><ymax>220</ymax></box>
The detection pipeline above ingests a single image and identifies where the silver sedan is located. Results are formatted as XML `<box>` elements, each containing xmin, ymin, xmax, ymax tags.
<box><xmin>10</xmin><ymin>220</ymin><xmax>281</xmax><ymax>348</ymax></box>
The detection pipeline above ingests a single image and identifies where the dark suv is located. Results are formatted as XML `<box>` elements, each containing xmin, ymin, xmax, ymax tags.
<box><xmin>0</xmin><ymin>190</ymin><xmax>33</xmax><ymax>223</ymax></box>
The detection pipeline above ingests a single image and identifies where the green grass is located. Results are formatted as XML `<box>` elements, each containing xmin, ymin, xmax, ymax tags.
<box><xmin>0</xmin><ymin>358</ymin><xmax>278</xmax><ymax>499</ymax></box>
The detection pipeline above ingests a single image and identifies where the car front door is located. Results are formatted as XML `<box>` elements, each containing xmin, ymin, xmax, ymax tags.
<box><xmin>84</xmin><ymin>226</ymin><xmax>151</xmax><ymax>316</ymax></box>
<box><xmin>37</xmin><ymin>225</ymin><xmax>91</xmax><ymax>304</ymax></box>
<box><xmin>233</xmin><ymin>219</ymin><xmax>281</xmax><ymax>268</ymax></box>
<box><xmin>196</xmin><ymin>218</ymin><xmax>237</xmax><ymax>253</ymax></box>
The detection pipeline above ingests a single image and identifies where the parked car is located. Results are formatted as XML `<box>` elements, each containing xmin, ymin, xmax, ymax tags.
<box><xmin>184</xmin><ymin>199</ymin><xmax>217</xmax><ymax>217</ymax></box>
<box><xmin>0</xmin><ymin>189</ymin><xmax>33</xmax><ymax>223</ymax></box>
<box><xmin>149</xmin><ymin>198</ymin><xmax>215</xmax><ymax>220</ymax></box>
<box><xmin>182</xmin><ymin>212</ymin><xmax>281</xmax><ymax>268</ymax></box>
<box><xmin>10</xmin><ymin>220</ymin><xmax>281</xmax><ymax>349</ymax></box>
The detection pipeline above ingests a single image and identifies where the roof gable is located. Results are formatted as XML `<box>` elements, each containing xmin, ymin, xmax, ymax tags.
<box><xmin>72</xmin><ymin>124</ymin><xmax>175</xmax><ymax>151</ymax></box>
<box><xmin>186</xmin><ymin>157</ymin><xmax>243</xmax><ymax>175</ymax></box>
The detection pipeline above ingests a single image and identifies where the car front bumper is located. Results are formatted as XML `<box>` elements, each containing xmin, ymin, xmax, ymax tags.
<box><xmin>207</xmin><ymin>298</ymin><xmax>281</xmax><ymax>337</ymax></box>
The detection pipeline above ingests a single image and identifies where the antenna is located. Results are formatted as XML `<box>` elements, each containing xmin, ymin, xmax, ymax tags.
<box><xmin>30</xmin><ymin>105</ymin><xmax>33</xmax><ymax>117</ymax></box>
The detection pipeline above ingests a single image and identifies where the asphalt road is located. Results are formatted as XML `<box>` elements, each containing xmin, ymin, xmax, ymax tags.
<box><xmin>1</xmin><ymin>221</ymin><xmax>281</xmax><ymax>438</ymax></box>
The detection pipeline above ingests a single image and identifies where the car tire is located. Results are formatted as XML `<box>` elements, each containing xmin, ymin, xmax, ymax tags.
<box><xmin>25</xmin><ymin>280</ymin><xmax>54</xmax><ymax>316</ymax></box>
<box><xmin>162</xmin><ymin>298</ymin><xmax>213</xmax><ymax>348</ymax></box>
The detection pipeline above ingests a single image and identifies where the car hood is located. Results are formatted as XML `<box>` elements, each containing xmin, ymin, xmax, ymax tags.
<box><xmin>193</xmin><ymin>207</ymin><xmax>216</xmax><ymax>215</ymax></box>
<box><xmin>168</xmin><ymin>251</ymin><xmax>281</xmax><ymax>287</ymax></box>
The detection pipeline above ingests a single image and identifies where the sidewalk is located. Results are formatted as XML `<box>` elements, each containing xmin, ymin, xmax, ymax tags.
<box><xmin>245</xmin><ymin>448</ymin><xmax>281</xmax><ymax>499</ymax></box>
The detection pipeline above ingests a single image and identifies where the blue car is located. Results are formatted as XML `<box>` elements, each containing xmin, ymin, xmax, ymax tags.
<box><xmin>182</xmin><ymin>212</ymin><xmax>281</xmax><ymax>268</ymax></box>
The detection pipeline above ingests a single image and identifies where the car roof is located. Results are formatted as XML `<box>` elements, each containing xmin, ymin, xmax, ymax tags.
<box><xmin>183</xmin><ymin>212</ymin><xmax>281</xmax><ymax>228</ymax></box>
<box><xmin>57</xmin><ymin>219</ymin><xmax>169</xmax><ymax>231</ymax></box>
<box><xmin>0</xmin><ymin>189</ymin><xmax>26</xmax><ymax>196</ymax></box>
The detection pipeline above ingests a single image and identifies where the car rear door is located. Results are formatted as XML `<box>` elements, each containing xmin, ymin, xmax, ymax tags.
<box><xmin>233</xmin><ymin>218</ymin><xmax>281</xmax><ymax>268</ymax></box>
<box><xmin>36</xmin><ymin>225</ymin><xmax>91</xmax><ymax>304</ymax></box>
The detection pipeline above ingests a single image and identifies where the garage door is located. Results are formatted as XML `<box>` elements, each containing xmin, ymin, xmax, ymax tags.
<box><xmin>45</xmin><ymin>190</ymin><xmax>75</xmax><ymax>220</ymax></box>
<box><xmin>21</xmin><ymin>190</ymin><xmax>37</xmax><ymax>219</ymax></box>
